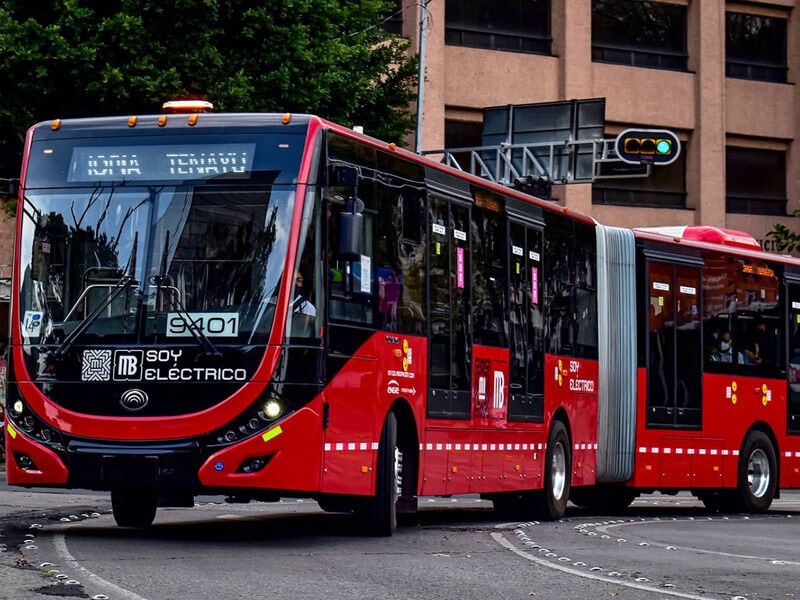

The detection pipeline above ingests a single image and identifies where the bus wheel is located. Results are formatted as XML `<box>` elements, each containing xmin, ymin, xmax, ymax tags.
<box><xmin>736</xmin><ymin>431</ymin><xmax>777</xmax><ymax>513</ymax></box>
<box><xmin>537</xmin><ymin>420</ymin><xmax>571</xmax><ymax>520</ymax></box>
<box><xmin>111</xmin><ymin>487</ymin><xmax>158</xmax><ymax>528</ymax></box>
<box><xmin>360</xmin><ymin>411</ymin><xmax>399</xmax><ymax>536</ymax></box>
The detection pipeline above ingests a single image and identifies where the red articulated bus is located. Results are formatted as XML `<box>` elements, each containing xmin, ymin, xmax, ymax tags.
<box><xmin>4</xmin><ymin>105</ymin><xmax>800</xmax><ymax>534</ymax></box>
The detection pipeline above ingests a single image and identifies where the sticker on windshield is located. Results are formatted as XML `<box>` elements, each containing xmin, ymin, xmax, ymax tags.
<box><xmin>23</xmin><ymin>311</ymin><xmax>43</xmax><ymax>337</ymax></box>
<box><xmin>166</xmin><ymin>313</ymin><xmax>239</xmax><ymax>337</ymax></box>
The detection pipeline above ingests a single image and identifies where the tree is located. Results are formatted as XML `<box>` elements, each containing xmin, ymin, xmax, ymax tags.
<box><xmin>766</xmin><ymin>210</ymin><xmax>800</xmax><ymax>254</ymax></box>
<box><xmin>0</xmin><ymin>0</ymin><xmax>418</xmax><ymax>183</ymax></box>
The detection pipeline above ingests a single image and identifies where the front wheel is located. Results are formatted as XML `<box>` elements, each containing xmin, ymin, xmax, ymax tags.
<box><xmin>111</xmin><ymin>487</ymin><xmax>158</xmax><ymax>528</ymax></box>
<box><xmin>736</xmin><ymin>431</ymin><xmax>777</xmax><ymax>513</ymax></box>
<box><xmin>359</xmin><ymin>412</ymin><xmax>399</xmax><ymax>536</ymax></box>
<box><xmin>536</xmin><ymin>420</ymin><xmax>571</xmax><ymax>520</ymax></box>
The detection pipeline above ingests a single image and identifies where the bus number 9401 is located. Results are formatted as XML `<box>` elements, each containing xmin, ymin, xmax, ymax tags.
<box><xmin>166</xmin><ymin>313</ymin><xmax>239</xmax><ymax>338</ymax></box>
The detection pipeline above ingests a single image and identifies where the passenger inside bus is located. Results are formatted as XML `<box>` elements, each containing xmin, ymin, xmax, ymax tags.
<box><xmin>292</xmin><ymin>272</ymin><xmax>316</xmax><ymax>316</ymax></box>
<box><xmin>711</xmin><ymin>331</ymin><xmax>748</xmax><ymax>364</ymax></box>
<box><xmin>745</xmin><ymin>319</ymin><xmax>775</xmax><ymax>365</ymax></box>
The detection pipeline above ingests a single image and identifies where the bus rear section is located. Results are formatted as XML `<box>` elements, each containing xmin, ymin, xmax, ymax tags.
<box><xmin>578</xmin><ymin>225</ymin><xmax>800</xmax><ymax>513</ymax></box>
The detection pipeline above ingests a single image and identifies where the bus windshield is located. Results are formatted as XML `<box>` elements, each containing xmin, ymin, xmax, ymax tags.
<box><xmin>18</xmin><ymin>133</ymin><xmax>304</xmax><ymax>352</ymax></box>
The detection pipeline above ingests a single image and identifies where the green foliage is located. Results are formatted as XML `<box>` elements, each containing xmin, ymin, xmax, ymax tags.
<box><xmin>766</xmin><ymin>210</ymin><xmax>800</xmax><ymax>254</ymax></box>
<box><xmin>0</xmin><ymin>0</ymin><xmax>418</xmax><ymax>180</ymax></box>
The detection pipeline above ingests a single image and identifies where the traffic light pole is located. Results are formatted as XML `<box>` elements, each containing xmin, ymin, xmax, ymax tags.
<box><xmin>421</xmin><ymin>134</ymin><xmax>682</xmax><ymax>187</ymax></box>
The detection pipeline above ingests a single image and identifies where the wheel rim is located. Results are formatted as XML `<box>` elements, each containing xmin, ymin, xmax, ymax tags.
<box><xmin>551</xmin><ymin>442</ymin><xmax>567</xmax><ymax>501</ymax></box>
<box><xmin>747</xmin><ymin>448</ymin><xmax>771</xmax><ymax>498</ymax></box>
<box><xmin>393</xmin><ymin>446</ymin><xmax>403</xmax><ymax>503</ymax></box>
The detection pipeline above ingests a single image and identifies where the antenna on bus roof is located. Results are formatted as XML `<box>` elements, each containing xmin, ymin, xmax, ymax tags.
<box><xmin>161</xmin><ymin>100</ymin><xmax>214</xmax><ymax>114</ymax></box>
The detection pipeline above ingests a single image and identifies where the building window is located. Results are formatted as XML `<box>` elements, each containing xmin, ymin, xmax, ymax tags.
<box><xmin>445</xmin><ymin>0</ymin><xmax>551</xmax><ymax>55</ymax></box>
<box><xmin>726</xmin><ymin>147</ymin><xmax>786</xmax><ymax>216</ymax></box>
<box><xmin>592</xmin><ymin>152</ymin><xmax>686</xmax><ymax>209</ymax></box>
<box><xmin>592</xmin><ymin>0</ymin><xmax>687</xmax><ymax>71</ymax></box>
<box><xmin>726</xmin><ymin>12</ymin><xmax>787</xmax><ymax>84</ymax></box>
<box><xmin>382</xmin><ymin>0</ymin><xmax>403</xmax><ymax>36</ymax></box>
<box><xmin>444</xmin><ymin>119</ymin><xmax>483</xmax><ymax>171</ymax></box>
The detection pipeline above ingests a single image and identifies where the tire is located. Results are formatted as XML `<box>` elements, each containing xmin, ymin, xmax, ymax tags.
<box><xmin>111</xmin><ymin>487</ymin><xmax>158</xmax><ymax>528</ymax></box>
<box><xmin>536</xmin><ymin>420</ymin><xmax>571</xmax><ymax>520</ymax></box>
<box><xmin>736</xmin><ymin>431</ymin><xmax>777</xmax><ymax>513</ymax></box>
<box><xmin>360</xmin><ymin>412</ymin><xmax>399</xmax><ymax>536</ymax></box>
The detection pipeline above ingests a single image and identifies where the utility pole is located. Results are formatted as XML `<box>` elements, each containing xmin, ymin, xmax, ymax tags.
<box><xmin>414</xmin><ymin>0</ymin><xmax>430</xmax><ymax>154</ymax></box>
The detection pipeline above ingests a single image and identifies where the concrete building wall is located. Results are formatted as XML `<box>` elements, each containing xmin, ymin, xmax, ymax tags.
<box><xmin>412</xmin><ymin>0</ymin><xmax>800</xmax><ymax>253</ymax></box>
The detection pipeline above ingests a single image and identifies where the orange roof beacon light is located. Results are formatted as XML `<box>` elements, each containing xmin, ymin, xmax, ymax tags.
<box><xmin>161</xmin><ymin>100</ymin><xmax>214</xmax><ymax>114</ymax></box>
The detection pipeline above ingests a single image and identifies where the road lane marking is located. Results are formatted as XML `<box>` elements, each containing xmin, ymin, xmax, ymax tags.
<box><xmin>53</xmin><ymin>531</ymin><xmax>149</xmax><ymax>600</ymax></box>
<box><xmin>491</xmin><ymin>532</ymin><xmax>716</xmax><ymax>600</ymax></box>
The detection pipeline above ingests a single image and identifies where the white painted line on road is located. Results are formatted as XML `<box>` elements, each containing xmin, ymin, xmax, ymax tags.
<box><xmin>593</xmin><ymin>519</ymin><xmax>800</xmax><ymax>566</ymax></box>
<box><xmin>53</xmin><ymin>531</ymin><xmax>149</xmax><ymax>600</ymax></box>
<box><xmin>491</xmin><ymin>532</ymin><xmax>715</xmax><ymax>600</ymax></box>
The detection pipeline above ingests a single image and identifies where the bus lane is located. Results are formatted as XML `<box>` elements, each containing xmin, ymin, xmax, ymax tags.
<box><xmin>3</xmin><ymin>490</ymin><xmax>799</xmax><ymax>600</ymax></box>
<box><xmin>494</xmin><ymin>491</ymin><xmax>800</xmax><ymax>600</ymax></box>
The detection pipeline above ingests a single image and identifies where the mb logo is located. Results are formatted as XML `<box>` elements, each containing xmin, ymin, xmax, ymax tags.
<box><xmin>114</xmin><ymin>350</ymin><xmax>143</xmax><ymax>381</ymax></box>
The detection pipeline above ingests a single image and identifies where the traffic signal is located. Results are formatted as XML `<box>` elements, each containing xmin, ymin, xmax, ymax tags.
<box><xmin>614</xmin><ymin>129</ymin><xmax>681</xmax><ymax>165</ymax></box>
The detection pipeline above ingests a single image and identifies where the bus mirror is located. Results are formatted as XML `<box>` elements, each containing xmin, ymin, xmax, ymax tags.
<box><xmin>338</xmin><ymin>197</ymin><xmax>364</xmax><ymax>259</ymax></box>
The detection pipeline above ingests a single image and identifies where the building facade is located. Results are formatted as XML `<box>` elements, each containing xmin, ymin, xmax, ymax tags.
<box><xmin>396</xmin><ymin>0</ymin><xmax>799</xmax><ymax>252</ymax></box>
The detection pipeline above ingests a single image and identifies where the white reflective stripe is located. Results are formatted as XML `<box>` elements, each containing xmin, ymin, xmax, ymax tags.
<box><xmin>324</xmin><ymin>443</ymin><xmax>331</xmax><ymax>451</ymax></box>
<box><xmin>335</xmin><ymin>443</ymin><xmax>344</xmax><ymax>451</ymax></box>
<box><xmin>348</xmin><ymin>442</ymin><xmax>356</xmax><ymax>451</ymax></box>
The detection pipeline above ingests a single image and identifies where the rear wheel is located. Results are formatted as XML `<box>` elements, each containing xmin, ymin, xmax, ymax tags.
<box><xmin>359</xmin><ymin>412</ymin><xmax>399</xmax><ymax>536</ymax></box>
<box><xmin>736</xmin><ymin>431</ymin><xmax>777</xmax><ymax>513</ymax></box>
<box><xmin>111</xmin><ymin>487</ymin><xmax>158</xmax><ymax>528</ymax></box>
<box><xmin>536</xmin><ymin>420</ymin><xmax>571</xmax><ymax>519</ymax></box>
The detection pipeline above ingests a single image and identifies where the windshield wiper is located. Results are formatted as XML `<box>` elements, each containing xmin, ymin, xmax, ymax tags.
<box><xmin>150</xmin><ymin>274</ymin><xmax>222</xmax><ymax>360</ymax></box>
<box><xmin>53</xmin><ymin>275</ymin><xmax>138</xmax><ymax>358</ymax></box>
<box><xmin>150</xmin><ymin>231</ymin><xmax>222</xmax><ymax>360</ymax></box>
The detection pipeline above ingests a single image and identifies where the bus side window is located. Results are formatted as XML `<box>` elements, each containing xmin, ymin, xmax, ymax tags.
<box><xmin>472</xmin><ymin>206</ymin><xmax>507</xmax><ymax>347</ymax></box>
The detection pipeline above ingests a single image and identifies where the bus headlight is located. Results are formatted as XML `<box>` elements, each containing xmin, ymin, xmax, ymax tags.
<box><xmin>12</xmin><ymin>400</ymin><xmax>24</xmax><ymax>416</ymax></box>
<box><xmin>262</xmin><ymin>399</ymin><xmax>282</xmax><ymax>420</ymax></box>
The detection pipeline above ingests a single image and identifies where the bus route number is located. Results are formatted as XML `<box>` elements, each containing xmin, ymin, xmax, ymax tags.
<box><xmin>166</xmin><ymin>312</ymin><xmax>239</xmax><ymax>338</ymax></box>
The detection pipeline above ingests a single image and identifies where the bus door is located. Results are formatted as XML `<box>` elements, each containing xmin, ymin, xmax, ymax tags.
<box><xmin>508</xmin><ymin>222</ymin><xmax>545</xmax><ymax>424</ymax></box>
<box><xmin>645</xmin><ymin>256</ymin><xmax>703</xmax><ymax>485</ymax></box>
<box><xmin>505</xmin><ymin>221</ymin><xmax>545</xmax><ymax>487</ymax></box>
<box><xmin>426</xmin><ymin>193</ymin><xmax>472</xmax><ymax>493</ymax></box>
<box><xmin>788</xmin><ymin>282</ymin><xmax>800</xmax><ymax>435</ymax></box>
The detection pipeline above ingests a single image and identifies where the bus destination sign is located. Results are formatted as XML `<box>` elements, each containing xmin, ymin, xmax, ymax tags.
<box><xmin>67</xmin><ymin>143</ymin><xmax>256</xmax><ymax>182</ymax></box>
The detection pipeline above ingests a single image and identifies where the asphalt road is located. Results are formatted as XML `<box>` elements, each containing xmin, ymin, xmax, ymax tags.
<box><xmin>1</xmin><ymin>472</ymin><xmax>799</xmax><ymax>600</ymax></box>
